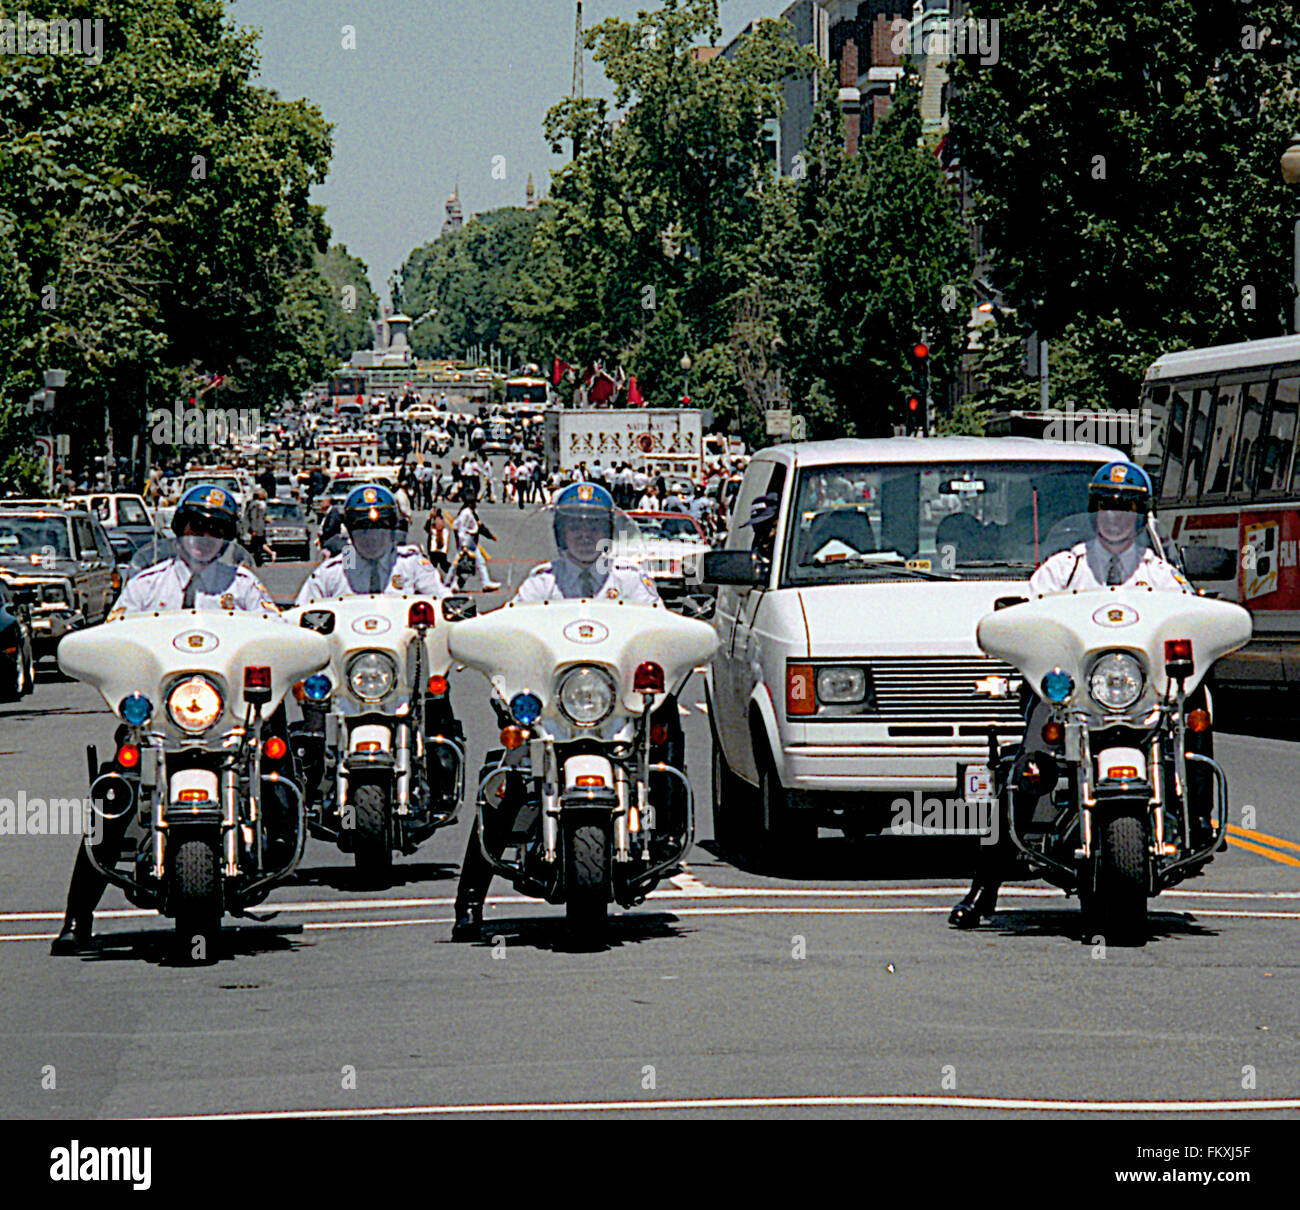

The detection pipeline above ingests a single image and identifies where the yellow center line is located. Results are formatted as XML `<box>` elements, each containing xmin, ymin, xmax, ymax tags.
<box><xmin>1227</xmin><ymin>835</ymin><xmax>1300</xmax><ymax>870</ymax></box>
<box><xmin>1227</xmin><ymin>823</ymin><xmax>1300</xmax><ymax>855</ymax></box>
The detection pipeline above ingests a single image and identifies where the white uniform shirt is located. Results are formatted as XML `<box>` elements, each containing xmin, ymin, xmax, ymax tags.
<box><xmin>1029</xmin><ymin>540</ymin><xmax>1190</xmax><ymax>595</ymax></box>
<box><xmin>296</xmin><ymin>544</ymin><xmax>449</xmax><ymax>604</ymax></box>
<box><xmin>111</xmin><ymin>559</ymin><xmax>280</xmax><ymax>619</ymax></box>
<box><xmin>453</xmin><ymin>507</ymin><xmax>481</xmax><ymax>550</ymax></box>
<box><xmin>514</xmin><ymin>554</ymin><xmax>661</xmax><ymax>604</ymax></box>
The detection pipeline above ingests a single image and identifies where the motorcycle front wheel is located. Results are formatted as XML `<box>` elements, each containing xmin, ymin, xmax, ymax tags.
<box><xmin>170</xmin><ymin>834</ymin><xmax>221</xmax><ymax>962</ymax></box>
<box><xmin>564</xmin><ymin>817</ymin><xmax>610</xmax><ymax>943</ymax></box>
<box><xmin>1083</xmin><ymin>806</ymin><xmax>1148</xmax><ymax>945</ymax></box>
<box><xmin>351</xmin><ymin>780</ymin><xmax>392</xmax><ymax>882</ymax></box>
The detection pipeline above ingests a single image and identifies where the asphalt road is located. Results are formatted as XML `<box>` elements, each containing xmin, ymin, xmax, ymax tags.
<box><xmin>2</xmin><ymin>488</ymin><xmax>1299</xmax><ymax>1121</ymax></box>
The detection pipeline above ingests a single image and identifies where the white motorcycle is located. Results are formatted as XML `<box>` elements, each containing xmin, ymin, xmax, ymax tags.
<box><xmin>977</xmin><ymin>569</ymin><xmax>1251</xmax><ymax>940</ymax></box>
<box><xmin>285</xmin><ymin>593</ymin><xmax>475</xmax><ymax>878</ymax></box>
<box><xmin>449</xmin><ymin>599</ymin><xmax>718</xmax><ymax>939</ymax></box>
<box><xmin>58</xmin><ymin>611</ymin><xmax>329</xmax><ymax>952</ymax></box>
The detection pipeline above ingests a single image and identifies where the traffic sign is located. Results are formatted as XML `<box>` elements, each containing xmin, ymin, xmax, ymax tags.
<box><xmin>765</xmin><ymin>408</ymin><xmax>791</xmax><ymax>437</ymax></box>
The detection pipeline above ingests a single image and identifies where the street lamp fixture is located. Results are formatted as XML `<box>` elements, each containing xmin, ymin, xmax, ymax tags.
<box><xmin>680</xmin><ymin>353</ymin><xmax>692</xmax><ymax>405</ymax></box>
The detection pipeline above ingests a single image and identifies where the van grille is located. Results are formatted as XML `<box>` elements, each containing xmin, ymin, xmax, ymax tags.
<box><xmin>866</xmin><ymin>656</ymin><xmax>1025</xmax><ymax>726</ymax></box>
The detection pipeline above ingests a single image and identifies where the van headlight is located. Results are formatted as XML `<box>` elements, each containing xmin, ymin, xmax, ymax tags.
<box><xmin>347</xmin><ymin>651</ymin><xmax>397</xmax><ymax>702</ymax></box>
<box><xmin>167</xmin><ymin>676</ymin><xmax>224</xmax><ymax>733</ymax></box>
<box><xmin>557</xmin><ymin>664</ymin><xmax>616</xmax><ymax>727</ymax></box>
<box><xmin>1088</xmin><ymin>652</ymin><xmax>1145</xmax><ymax>711</ymax></box>
<box><xmin>816</xmin><ymin>666</ymin><xmax>867</xmax><ymax>704</ymax></box>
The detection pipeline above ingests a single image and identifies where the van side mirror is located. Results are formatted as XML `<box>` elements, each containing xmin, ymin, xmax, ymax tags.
<box><xmin>1180</xmin><ymin>544</ymin><xmax>1236</xmax><ymax>582</ymax></box>
<box><xmin>703</xmin><ymin>550</ymin><xmax>766</xmax><ymax>587</ymax></box>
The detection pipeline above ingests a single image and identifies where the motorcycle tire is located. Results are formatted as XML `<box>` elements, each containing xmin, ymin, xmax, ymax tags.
<box><xmin>170</xmin><ymin>835</ymin><xmax>221</xmax><ymax>962</ymax></box>
<box><xmin>564</xmin><ymin>818</ymin><xmax>610</xmax><ymax>943</ymax></box>
<box><xmin>351</xmin><ymin>781</ymin><xmax>392</xmax><ymax>881</ymax></box>
<box><xmin>1084</xmin><ymin>807</ymin><xmax>1148</xmax><ymax>945</ymax></box>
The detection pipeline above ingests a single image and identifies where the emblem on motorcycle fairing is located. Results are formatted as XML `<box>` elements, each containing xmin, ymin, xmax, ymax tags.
<box><xmin>352</xmin><ymin>615</ymin><xmax>392</xmax><ymax>634</ymax></box>
<box><xmin>605</xmin><ymin>587</ymin><xmax>619</xmax><ymax>599</ymax></box>
<box><xmin>391</xmin><ymin>574</ymin><xmax>404</xmax><ymax>589</ymax></box>
<box><xmin>220</xmin><ymin>593</ymin><xmax>235</xmax><ymax>610</ymax></box>
<box><xmin>563</xmin><ymin>619</ymin><xmax>609</xmax><ymax>644</ymax></box>
<box><xmin>173</xmin><ymin>629</ymin><xmax>219</xmax><ymax>653</ymax></box>
<box><xmin>1092</xmin><ymin>603</ymin><xmax>1139</xmax><ymax>627</ymax></box>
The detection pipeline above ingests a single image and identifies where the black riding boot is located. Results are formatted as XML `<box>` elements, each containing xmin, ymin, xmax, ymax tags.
<box><xmin>451</xmin><ymin>821</ymin><xmax>494</xmax><ymax>941</ymax></box>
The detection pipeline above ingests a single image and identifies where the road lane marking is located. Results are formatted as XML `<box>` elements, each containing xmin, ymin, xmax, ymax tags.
<box><xmin>668</xmin><ymin>869</ymin><xmax>711</xmax><ymax>893</ymax></box>
<box><xmin>1227</xmin><ymin>824</ymin><xmax>1300</xmax><ymax>854</ymax></box>
<box><xmin>149</xmin><ymin>1093</ymin><xmax>1300</xmax><ymax>1120</ymax></box>
<box><xmin>9</xmin><ymin>903</ymin><xmax>1300</xmax><ymax>942</ymax></box>
<box><xmin>4</xmin><ymin>883</ymin><xmax>1300</xmax><ymax>925</ymax></box>
<box><xmin>678</xmin><ymin>706</ymin><xmax>691</xmax><ymax>716</ymax></box>
<box><xmin>1227</xmin><ymin>836</ymin><xmax>1300</xmax><ymax>870</ymax></box>
<box><xmin>695</xmin><ymin>703</ymin><xmax>708</xmax><ymax>714</ymax></box>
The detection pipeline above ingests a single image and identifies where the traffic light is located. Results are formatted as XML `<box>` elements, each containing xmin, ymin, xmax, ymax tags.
<box><xmin>907</xmin><ymin>394</ymin><xmax>921</xmax><ymax>413</ymax></box>
<box><xmin>908</xmin><ymin>335</ymin><xmax>931</xmax><ymax>434</ymax></box>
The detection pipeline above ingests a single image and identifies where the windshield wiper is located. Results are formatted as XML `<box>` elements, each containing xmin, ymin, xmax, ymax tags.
<box><xmin>807</xmin><ymin>552</ymin><xmax>958</xmax><ymax>581</ymax></box>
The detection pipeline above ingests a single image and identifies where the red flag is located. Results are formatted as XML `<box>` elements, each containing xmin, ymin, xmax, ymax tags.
<box><xmin>589</xmin><ymin>367</ymin><xmax>616</xmax><ymax>405</ymax></box>
<box><xmin>551</xmin><ymin>357</ymin><xmax>571</xmax><ymax>386</ymax></box>
<box><xmin>627</xmin><ymin>375</ymin><xmax>644</xmax><ymax>406</ymax></box>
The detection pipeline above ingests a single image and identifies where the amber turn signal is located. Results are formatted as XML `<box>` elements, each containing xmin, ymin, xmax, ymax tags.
<box><xmin>1186</xmin><ymin>708</ymin><xmax>1211</xmax><ymax>733</ymax></box>
<box><xmin>1041</xmin><ymin>720</ymin><xmax>1064</xmax><ymax>745</ymax></box>
<box><xmin>500</xmin><ymin>726</ymin><xmax>527</xmax><ymax>750</ymax></box>
<box><xmin>264</xmin><ymin>735</ymin><xmax>288</xmax><ymax>760</ymax></box>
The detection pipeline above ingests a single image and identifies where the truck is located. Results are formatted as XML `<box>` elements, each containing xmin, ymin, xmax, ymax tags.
<box><xmin>544</xmin><ymin>408</ymin><xmax>704</xmax><ymax>479</ymax></box>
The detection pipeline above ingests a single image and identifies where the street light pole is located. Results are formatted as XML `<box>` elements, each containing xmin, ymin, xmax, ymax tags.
<box><xmin>680</xmin><ymin>353</ymin><xmax>692</xmax><ymax>405</ymax></box>
<box><xmin>1281</xmin><ymin>134</ymin><xmax>1300</xmax><ymax>333</ymax></box>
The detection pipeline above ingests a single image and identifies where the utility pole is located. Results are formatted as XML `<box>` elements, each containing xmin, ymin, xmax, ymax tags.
<box><xmin>571</xmin><ymin>1</ymin><xmax>584</xmax><ymax>160</ymax></box>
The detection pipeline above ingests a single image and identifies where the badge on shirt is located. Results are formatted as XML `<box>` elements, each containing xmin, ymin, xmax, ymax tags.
<box><xmin>220</xmin><ymin>593</ymin><xmax>235</xmax><ymax>610</ymax></box>
<box><xmin>391</xmin><ymin>574</ymin><xmax>404</xmax><ymax>589</ymax></box>
<box><xmin>642</xmin><ymin>576</ymin><xmax>655</xmax><ymax>592</ymax></box>
<box><xmin>605</xmin><ymin>587</ymin><xmax>619</xmax><ymax>599</ymax></box>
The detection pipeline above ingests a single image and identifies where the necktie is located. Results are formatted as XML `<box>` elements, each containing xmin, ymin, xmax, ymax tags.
<box><xmin>369</xmin><ymin>559</ymin><xmax>383</xmax><ymax>594</ymax></box>
<box><xmin>1106</xmin><ymin>555</ymin><xmax>1123</xmax><ymax>586</ymax></box>
<box><xmin>182</xmin><ymin>568</ymin><xmax>197</xmax><ymax>608</ymax></box>
<box><xmin>578</xmin><ymin>570</ymin><xmax>594</xmax><ymax>598</ymax></box>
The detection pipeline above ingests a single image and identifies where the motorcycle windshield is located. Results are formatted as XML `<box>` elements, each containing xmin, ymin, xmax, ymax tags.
<box><xmin>1037</xmin><ymin>511</ymin><xmax>1164</xmax><ymax>568</ymax></box>
<box><xmin>494</xmin><ymin>501</ymin><xmax>647</xmax><ymax>598</ymax></box>
<box><xmin>126</xmin><ymin>536</ymin><xmax>254</xmax><ymax>580</ymax></box>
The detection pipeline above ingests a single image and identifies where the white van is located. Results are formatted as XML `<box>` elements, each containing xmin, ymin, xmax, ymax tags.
<box><xmin>703</xmin><ymin>436</ymin><xmax>1124</xmax><ymax>855</ymax></box>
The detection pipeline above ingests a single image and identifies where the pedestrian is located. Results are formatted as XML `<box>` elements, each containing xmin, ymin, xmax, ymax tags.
<box><xmin>424</xmin><ymin>508</ymin><xmax>453</xmax><ymax>578</ymax></box>
<box><xmin>246</xmin><ymin>487</ymin><xmax>270</xmax><ymax>565</ymax></box>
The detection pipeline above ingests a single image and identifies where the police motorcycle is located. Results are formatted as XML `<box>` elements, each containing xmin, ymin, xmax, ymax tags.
<box><xmin>975</xmin><ymin>511</ymin><xmax>1251</xmax><ymax>941</ymax></box>
<box><xmin>448</xmin><ymin>504</ymin><xmax>718</xmax><ymax>940</ymax></box>
<box><xmin>57</xmin><ymin>543</ymin><xmax>329</xmax><ymax>955</ymax></box>
<box><xmin>285</xmin><ymin>492</ymin><xmax>475</xmax><ymax>879</ymax></box>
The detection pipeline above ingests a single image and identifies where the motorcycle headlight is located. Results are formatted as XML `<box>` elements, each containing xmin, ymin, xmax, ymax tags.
<box><xmin>556</xmin><ymin>664</ymin><xmax>616</xmax><ymax>727</ymax></box>
<box><xmin>347</xmin><ymin>651</ymin><xmax>397</xmax><ymax>702</ymax></box>
<box><xmin>1088</xmin><ymin>652</ymin><xmax>1145</xmax><ymax>711</ymax></box>
<box><xmin>167</xmin><ymin>676</ymin><xmax>223</xmax><ymax>733</ymax></box>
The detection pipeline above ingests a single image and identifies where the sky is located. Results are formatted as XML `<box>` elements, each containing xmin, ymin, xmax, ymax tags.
<box><xmin>231</xmin><ymin>0</ymin><xmax>783</xmax><ymax>302</ymax></box>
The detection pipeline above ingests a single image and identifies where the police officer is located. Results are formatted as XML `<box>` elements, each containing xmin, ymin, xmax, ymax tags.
<box><xmin>297</xmin><ymin>484</ymin><xmax>448</xmax><ymax>605</ymax></box>
<box><xmin>52</xmin><ymin>485</ymin><xmax>280</xmax><ymax>953</ymax></box>
<box><xmin>451</xmin><ymin>483</ymin><xmax>665</xmax><ymax>940</ymax></box>
<box><xmin>948</xmin><ymin>461</ymin><xmax>1199</xmax><ymax>929</ymax></box>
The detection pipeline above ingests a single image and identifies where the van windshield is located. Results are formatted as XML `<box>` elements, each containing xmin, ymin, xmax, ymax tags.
<box><xmin>781</xmin><ymin>460</ymin><xmax>1102</xmax><ymax>585</ymax></box>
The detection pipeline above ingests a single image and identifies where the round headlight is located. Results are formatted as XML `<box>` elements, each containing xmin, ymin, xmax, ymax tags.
<box><xmin>167</xmin><ymin>676</ymin><xmax>223</xmax><ymax>733</ymax></box>
<box><xmin>347</xmin><ymin>651</ymin><xmax>397</xmax><ymax>702</ymax></box>
<box><xmin>557</xmin><ymin>664</ymin><xmax>616</xmax><ymax>727</ymax></box>
<box><xmin>1088</xmin><ymin>652</ymin><xmax>1145</xmax><ymax>711</ymax></box>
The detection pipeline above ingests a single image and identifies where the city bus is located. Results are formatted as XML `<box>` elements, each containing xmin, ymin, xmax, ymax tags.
<box><xmin>504</xmin><ymin>376</ymin><xmax>549</xmax><ymax>406</ymax></box>
<box><xmin>1138</xmin><ymin>332</ymin><xmax>1300</xmax><ymax>689</ymax></box>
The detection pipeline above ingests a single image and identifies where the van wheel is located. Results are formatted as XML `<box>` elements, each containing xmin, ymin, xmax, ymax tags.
<box><xmin>758</xmin><ymin>751</ymin><xmax>816</xmax><ymax>869</ymax></box>
<box><xmin>710</xmin><ymin>728</ymin><xmax>750</xmax><ymax>858</ymax></box>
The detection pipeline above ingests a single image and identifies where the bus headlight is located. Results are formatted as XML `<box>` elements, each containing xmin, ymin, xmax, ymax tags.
<box><xmin>1088</xmin><ymin>652</ymin><xmax>1145</xmax><ymax>711</ymax></box>
<box><xmin>556</xmin><ymin>665</ymin><xmax>616</xmax><ymax>727</ymax></box>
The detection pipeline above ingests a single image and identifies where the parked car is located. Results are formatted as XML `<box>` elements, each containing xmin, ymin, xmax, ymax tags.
<box><xmin>66</xmin><ymin>493</ymin><xmax>154</xmax><ymax>530</ymax></box>
<box><xmin>265</xmin><ymin>499</ymin><xmax>312</xmax><ymax>561</ymax></box>
<box><xmin>0</xmin><ymin>507</ymin><xmax>116</xmax><ymax>658</ymax></box>
<box><xmin>703</xmin><ymin>436</ymin><xmax>1123</xmax><ymax>862</ymax></box>
<box><xmin>0</xmin><ymin>577</ymin><xmax>36</xmax><ymax>699</ymax></box>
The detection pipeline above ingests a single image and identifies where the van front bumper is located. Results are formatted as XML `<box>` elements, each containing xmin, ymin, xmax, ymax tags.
<box><xmin>778</xmin><ymin>735</ymin><xmax>1022</xmax><ymax>795</ymax></box>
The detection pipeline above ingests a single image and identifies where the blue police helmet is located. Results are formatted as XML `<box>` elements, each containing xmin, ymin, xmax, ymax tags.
<box><xmin>343</xmin><ymin>483</ymin><xmax>399</xmax><ymax>531</ymax></box>
<box><xmin>1088</xmin><ymin>461</ymin><xmax>1153</xmax><ymax>514</ymax></box>
<box><xmin>553</xmin><ymin>481</ymin><xmax>616</xmax><ymax>547</ymax></box>
<box><xmin>172</xmin><ymin>484</ymin><xmax>239</xmax><ymax>540</ymax></box>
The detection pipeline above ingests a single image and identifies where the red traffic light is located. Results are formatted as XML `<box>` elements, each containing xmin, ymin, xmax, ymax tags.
<box><xmin>907</xmin><ymin>396</ymin><xmax>921</xmax><ymax>412</ymax></box>
<box><xmin>912</xmin><ymin>342</ymin><xmax>930</xmax><ymax>360</ymax></box>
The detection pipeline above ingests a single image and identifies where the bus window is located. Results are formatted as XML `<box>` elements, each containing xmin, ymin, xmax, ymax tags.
<box><xmin>1202</xmin><ymin>383</ymin><xmax>1242</xmax><ymax>497</ymax></box>
<box><xmin>1230</xmin><ymin>379</ymin><xmax>1270</xmax><ymax>497</ymax></box>
<box><xmin>1181</xmin><ymin>387</ymin><xmax>1215</xmax><ymax>503</ymax></box>
<box><xmin>1260</xmin><ymin>375</ymin><xmax>1298</xmax><ymax>494</ymax></box>
<box><xmin>1158</xmin><ymin>387</ymin><xmax>1190</xmax><ymax>502</ymax></box>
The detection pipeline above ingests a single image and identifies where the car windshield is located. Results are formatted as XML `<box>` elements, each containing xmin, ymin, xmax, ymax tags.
<box><xmin>635</xmin><ymin>515</ymin><xmax>702</xmax><ymax>541</ymax></box>
<box><xmin>781</xmin><ymin>460</ymin><xmax>1102</xmax><ymax>585</ymax></box>
<box><xmin>0</xmin><ymin>517</ymin><xmax>72</xmax><ymax>558</ymax></box>
<box><xmin>117</xmin><ymin>499</ymin><xmax>150</xmax><ymax>525</ymax></box>
<box><xmin>267</xmin><ymin>501</ymin><xmax>304</xmax><ymax>520</ymax></box>
<box><xmin>183</xmin><ymin>476</ymin><xmax>239</xmax><ymax>496</ymax></box>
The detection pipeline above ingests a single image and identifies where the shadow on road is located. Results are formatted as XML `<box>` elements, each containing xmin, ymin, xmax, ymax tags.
<box><xmin>288</xmin><ymin>861</ymin><xmax>459</xmax><ymax>893</ymax></box>
<box><xmin>71</xmin><ymin>923</ymin><xmax>308</xmax><ymax>967</ymax></box>
<box><xmin>461</xmin><ymin>910</ymin><xmax>691</xmax><ymax>954</ymax></box>
<box><xmin>695</xmin><ymin>835</ymin><xmax>980</xmax><ymax>881</ymax></box>
<box><xmin>966</xmin><ymin>907</ymin><xmax>1219</xmax><ymax>947</ymax></box>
